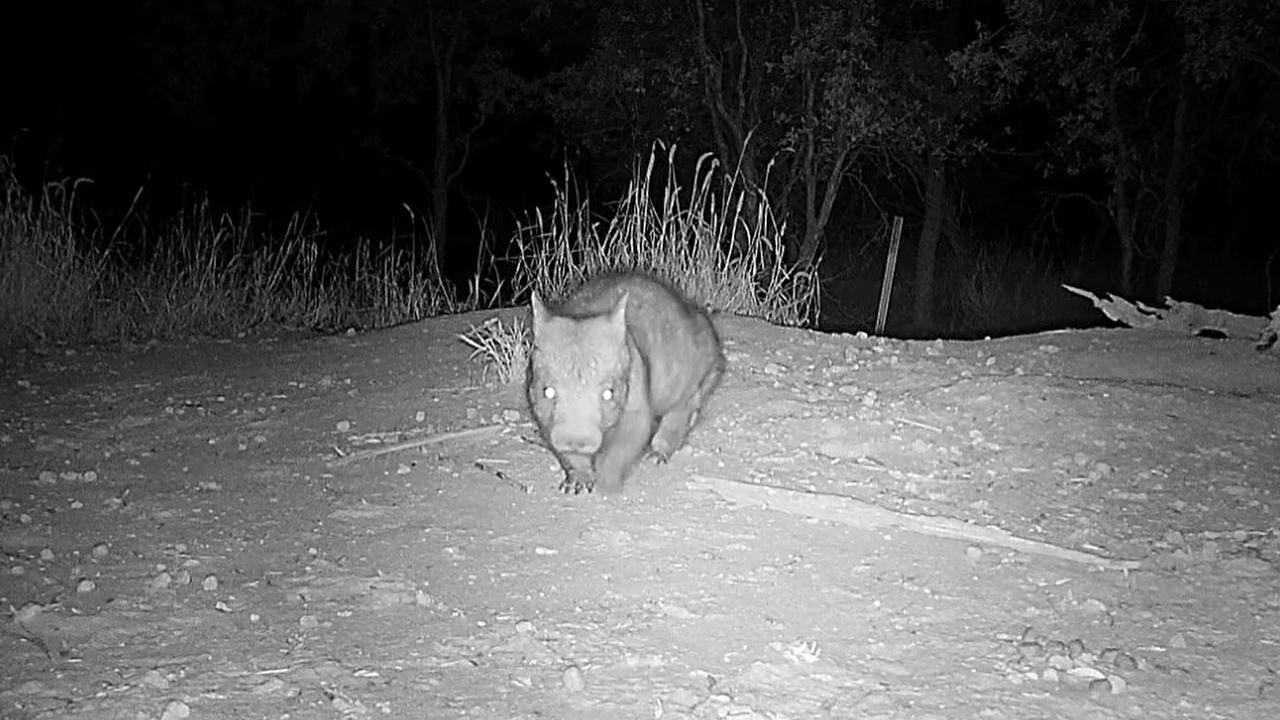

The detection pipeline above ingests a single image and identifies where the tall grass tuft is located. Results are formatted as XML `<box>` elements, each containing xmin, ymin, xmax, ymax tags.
<box><xmin>509</xmin><ymin>143</ymin><xmax>819</xmax><ymax>326</ymax></box>
<box><xmin>0</xmin><ymin>156</ymin><xmax>465</xmax><ymax>347</ymax></box>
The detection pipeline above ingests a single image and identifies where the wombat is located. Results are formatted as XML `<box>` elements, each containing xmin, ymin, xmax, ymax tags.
<box><xmin>527</xmin><ymin>272</ymin><xmax>725</xmax><ymax>494</ymax></box>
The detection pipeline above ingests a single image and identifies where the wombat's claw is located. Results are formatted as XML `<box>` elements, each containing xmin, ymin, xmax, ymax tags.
<box><xmin>559</xmin><ymin>476</ymin><xmax>594</xmax><ymax>495</ymax></box>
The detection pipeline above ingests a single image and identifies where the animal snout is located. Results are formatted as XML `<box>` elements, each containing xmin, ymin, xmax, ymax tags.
<box><xmin>550</xmin><ymin>425</ymin><xmax>602</xmax><ymax>454</ymax></box>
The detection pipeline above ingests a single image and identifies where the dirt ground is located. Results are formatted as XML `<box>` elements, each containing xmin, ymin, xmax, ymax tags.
<box><xmin>2</xmin><ymin>310</ymin><xmax>1278</xmax><ymax>720</ymax></box>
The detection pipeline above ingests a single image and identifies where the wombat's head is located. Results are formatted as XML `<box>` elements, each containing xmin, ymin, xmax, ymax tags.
<box><xmin>527</xmin><ymin>291</ymin><xmax>632</xmax><ymax>456</ymax></box>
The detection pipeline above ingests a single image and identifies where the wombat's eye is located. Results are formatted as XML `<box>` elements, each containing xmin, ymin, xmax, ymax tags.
<box><xmin>543</xmin><ymin>386</ymin><xmax>556</xmax><ymax>400</ymax></box>
<box><xmin>601</xmin><ymin>388</ymin><xmax>614</xmax><ymax>402</ymax></box>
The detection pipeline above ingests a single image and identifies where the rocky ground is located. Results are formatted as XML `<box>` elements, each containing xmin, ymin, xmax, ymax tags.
<box><xmin>1</xmin><ymin>310</ymin><xmax>1278</xmax><ymax>720</ymax></box>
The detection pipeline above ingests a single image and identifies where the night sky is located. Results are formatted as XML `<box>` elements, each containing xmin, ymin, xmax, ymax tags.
<box><xmin>3</xmin><ymin>0</ymin><xmax>1278</xmax><ymax>334</ymax></box>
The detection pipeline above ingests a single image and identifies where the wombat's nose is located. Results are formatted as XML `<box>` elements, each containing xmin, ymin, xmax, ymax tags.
<box><xmin>551</xmin><ymin>427</ymin><xmax>601</xmax><ymax>454</ymax></box>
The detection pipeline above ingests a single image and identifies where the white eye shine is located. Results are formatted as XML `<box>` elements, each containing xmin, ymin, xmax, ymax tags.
<box><xmin>544</xmin><ymin>386</ymin><xmax>556</xmax><ymax>400</ymax></box>
<box><xmin>601</xmin><ymin>388</ymin><xmax>614</xmax><ymax>401</ymax></box>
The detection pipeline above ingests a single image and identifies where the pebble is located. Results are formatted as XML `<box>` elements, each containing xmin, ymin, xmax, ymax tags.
<box><xmin>140</xmin><ymin>670</ymin><xmax>170</xmax><ymax>690</ymax></box>
<box><xmin>1047</xmin><ymin>654</ymin><xmax>1073</xmax><ymax>671</ymax></box>
<box><xmin>562</xmin><ymin>665</ymin><xmax>586</xmax><ymax>692</ymax></box>
<box><xmin>1112</xmin><ymin>652</ymin><xmax>1138</xmax><ymax>672</ymax></box>
<box><xmin>159</xmin><ymin>700</ymin><xmax>191</xmax><ymax>720</ymax></box>
<box><xmin>1066</xmin><ymin>638</ymin><xmax>1087</xmax><ymax>659</ymax></box>
<box><xmin>1017</xmin><ymin>642</ymin><xmax>1043</xmax><ymax>661</ymax></box>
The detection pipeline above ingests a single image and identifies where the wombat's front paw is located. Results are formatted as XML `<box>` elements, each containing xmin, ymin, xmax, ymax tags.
<box><xmin>559</xmin><ymin>470</ymin><xmax>595</xmax><ymax>495</ymax></box>
<box><xmin>648</xmin><ymin>442</ymin><xmax>674</xmax><ymax>463</ymax></box>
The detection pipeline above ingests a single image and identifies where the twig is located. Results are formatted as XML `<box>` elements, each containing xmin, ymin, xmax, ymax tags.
<box><xmin>327</xmin><ymin>424</ymin><xmax>508</xmax><ymax>467</ymax></box>
<box><xmin>896</xmin><ymin>418</ymin><xmax>943</xmax><ymax>433</ymax></box>
<box><xmin>688</xmin><ymin>473</ymin><xmax>1141</xmax><ymax>571</ymax></box>
<box><xmin>474</xmin><ymin>460</ymin><xmax>531</xmax><ymax>494</ymax></box>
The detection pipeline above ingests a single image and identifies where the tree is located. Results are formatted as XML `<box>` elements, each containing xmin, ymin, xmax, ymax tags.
<box><xmin>303</xmin><ymin>0</ymin><xmax>531</xmax><ymax>269</ymax></box>
<box><xmin>960</xmin><ymin>0</ymin><xmax>1279</xmax><ymax>299</ymax></box>
<box><xmin>546</xmin><ymin>0</ymin><xmax>950</xmax><ymax>271</ymax></box>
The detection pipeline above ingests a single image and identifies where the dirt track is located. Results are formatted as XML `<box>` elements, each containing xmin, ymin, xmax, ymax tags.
<box><xmin>2</xmin><ymin>312</ymin><xmax>1278</xmax><ymax>719</ymax></box>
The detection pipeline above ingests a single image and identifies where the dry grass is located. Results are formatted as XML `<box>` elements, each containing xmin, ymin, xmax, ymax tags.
<box><xmin>2</xmin><ymin>143</ymin><xmax>818</xmax><ymax>354</ymax></box>
<box><xmin>456</xmin><ymin>143</ymin><xmax>821</xmax><ymax>383</ymax></box>
<box><xmin>457</xmin><ymin>315</ymin><xmax>528</xmax><ymax>386</ymax></box>
<box><xmin>509</xmin><ymin>143</ymin><xmax>819</xmax><ymax>326</ymax></box>
<box><xmin>0</xmin><ymin>157</ymin><xmax>464</xmax><ymax>347</ymax></box>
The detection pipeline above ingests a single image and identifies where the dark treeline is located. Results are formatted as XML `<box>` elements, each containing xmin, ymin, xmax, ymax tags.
<box><xmin>3</xmin><ymin>0</ymin><xmax>1278</xmax><ymax>335</ymax></box>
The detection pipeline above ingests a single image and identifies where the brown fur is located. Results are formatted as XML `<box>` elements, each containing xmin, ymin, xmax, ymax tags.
<box><xmin>527</xmin><ymin>273</ymin><xmax>725</xmax><ymax>493</ymax></box>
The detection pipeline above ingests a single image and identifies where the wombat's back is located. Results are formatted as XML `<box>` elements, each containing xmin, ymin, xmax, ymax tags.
<box><xmin>559</xmin><ymin>273</ymin><xmax>723</xmax><ymax>414</ymax></box>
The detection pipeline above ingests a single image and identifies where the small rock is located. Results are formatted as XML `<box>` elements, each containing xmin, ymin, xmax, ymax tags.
<box><xmin>1067</xmin><ymin>666</ymin><xmax>1106</xmax><ymax>681</ymax></box>
<box><xmin>299</xmin><ymin>614</ymin><xmax>320</xmax><ymax>629</ymax></box>
<box><xmin>201</xmin><ymin>574</ymin><xmax>219</xmax><ymax>591</ymax></box>
<box><xmin>1080</xmin><ymin>598</ymin><xmax>1109</xmax><ymax>614</ymax></box>
<box><xmin>159</xmin><ymin>699</ymin><xmax>191</xmax><ymax>720</ymax></box>
<box><xmin>1017</xmin><ymin>642</ymin><xmax>1044</xmax><ymax>661</ymax></box>
<box><xmin>1066</xmin><ymin>638</ymin><xmax>1087</xmax><ymax>659</ymax></box>
<box><xmin>1169</xmin><ymin>632</ymin><xmax>1188</xmax><ymax>649</ymax></box>
<box><xmin>562</xmin><ymin>665</ymin><xmax>586</xmax><ymax>693</ymax></box>
<box><xmin>76</xmin><ymin>579</ymin><xmax>96</xmax><ymax>594</ymax></box>
<box><xmin>140</xmin><ymin>670</ymin><xmax>170</xmax><ymax>690</ymax></box>
<box><xmin>1047</xmin><ymin>654</ymin><xmax>1073</xmax><ymax>671</ymax></box>
<box><xmin>92</xmin><ymin>543</ymin><xmax>110</xmax><ymax>558</ymax></box>
<box><xmin>666</xmin><ymin>687</ymin><xmax>702</xmax><ymax>710</ymax></box>
<box><xmin>1112</xmin><ymin>652</ymin><xmax>1138</xmax><ymax>672</ymax></box>
<box><xmin>1088</xmin><ymin>678</ymin><xmax>1113</xmax><ymax>699</ymax></box>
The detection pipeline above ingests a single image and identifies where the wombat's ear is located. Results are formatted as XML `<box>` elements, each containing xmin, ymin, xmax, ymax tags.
<box><xmin>530</xmin><ymin>292</ymin><xmax>548</xmax><ymax>333</ymax></box>
<box><xmin>608</xmin><ymin>291</ymin><xmax>629</xmax><ymax>328</ymax></box>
